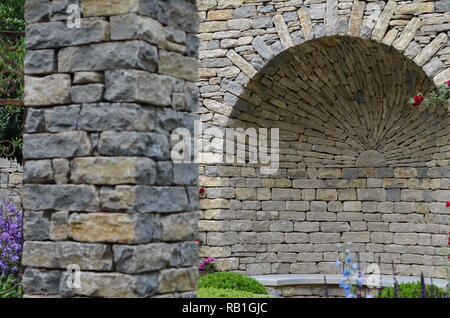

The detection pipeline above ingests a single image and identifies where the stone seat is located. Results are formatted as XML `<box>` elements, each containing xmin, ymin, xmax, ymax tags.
<box><xmin>252</xmin><ymin>274</ymin><xmax>449</xmax><ymax>288</ymax></box>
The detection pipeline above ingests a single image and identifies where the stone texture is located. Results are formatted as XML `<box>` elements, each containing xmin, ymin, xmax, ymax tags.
<box><xmin>68</xmin><ymin>213</ymin><xmax>160</xmax><ymax>243</ymax></box>
<box><xmin>26</xmin><ymin>20</ymin><xmax>109</xmax><ymax>49</ymax></box>
<box><xmin>71</xmin><ymin>157</ymin><xmax>156</xmax><ymax>185</ymax></box>
<box><xmin>81</xmin><ymin>0</ymin><xmax>139</xmax><ymax>16</ymax></box>
<box><xmin>23</xmin><ymin>132</ymin><xmax>91</xmax><ymax>159</ymax></box>
<box><xmin>371</xmin><ymin>0</ymin><xmax>397</xmax><ymax>42</ymax></box>
<box><xmin>273</xmin><ymin>14</ymin><xmax>293</xmax><ymax>49</ymax></box>
<box><xmin>25</xmin><ymin>50</ymin><xmax>56</xmax><ymax>75</ymax></box>
<box><xmin>22</xmin><ymin>241</ymin><xmax>112</xmax><ymax>270</ymax></box>
<box><xmin>159</xmin><ymin>51</ymin><xmax>198</xmax><ymax>81</ymax></box>
<box><xmin>24</xmin><ymin>185</ymin><xmax>99</xmax><ymax>211</ymax></box>
<box><xmin>59</xmin><ymin>41</ymin><xmax>158</xmax><ymax>72</ymax></box>
<box><xmin>71</xmin><ymin>84</ymin><xmax>104</xmax><ymax>103</ymax></box>
<box><xmin>110</xmin><ymin>13</ymin><xmax>165</xmax><ymax>46</ymax></box>
<box><xmin>414</xmin><ymin>33</ymin><xmax>448</xmax><ymax>66</ymax></box>
<box><xmin>226</xmin><ymin>50</ymin><xmax>257</xmax><ymax>78</ymax></box>
<box><xmin>25</xmin><ymin>74</ymin><xmax>71</xmax><ymax>106</ymax></box>
<box><xmin>104</xmin><ymin>69</ymin><xmax>173</xmax><ymax>106</ymax></box>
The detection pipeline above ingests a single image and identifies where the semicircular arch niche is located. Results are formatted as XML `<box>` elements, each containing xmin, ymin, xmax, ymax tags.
<box><xmin>199</xmin><ymin>35</ymin><xmax>450</xmax><ymax>279</ymax></box>
<box><xmin>228</xmin><ymin>36</ymin><xmax>448</xmax><ymax>169</ymax></box>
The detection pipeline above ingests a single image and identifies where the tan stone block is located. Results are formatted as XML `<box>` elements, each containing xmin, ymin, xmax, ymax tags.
<box><xmin>207</xmin><ymin>9</ymin><xmax>233</xmax><ymax>20</ymax></box>
<box><xmin>316</xmin><ymin>189</ymin><xmax>337</xmax><ymax>201</ymax></box>
<box><xmin>71</xmin><ymin>157</ymin><xmax>155</xmax><ymax>185</ymax></box>
<box><xmin>396</xmin><ymin>3</ymin><xmax>434</xmax><ymax>15</ymax></box>
<box><xmin>158</xmin><ymin>267</ymin><xmax>199</xmax><ymax>294</ymax></box>
<box><xmin>394</xmin><ymin>168</ymin><xmax>417</xmax><ymax>178</ymax></box>
<box><xmin>317</xmin><ymin>168</ymin><xmax>342</xmax><ymax>178</ymax></box>
<box><xmin>25</xmin><ymin>74</ymin><xmax>71</xmax><ymax>106</ymax></box>
<box><xmin>68</xmin><ymin>213</ymin><xmax>157</xmax><ymax>243</ymax></box>
<box><xmin>200</xmin><ymin>199</ymin><xmax>231</xmax><ymax>209</ymax></box>
<box><xmin>273</xmin><ymin>14</ymin><xmax>293</xmax><ymax>49</ymax></box>
<box><xmin>226</xmin><ymin>49</ymin><xmax>257</xmax><ymax>78</ymax></box>
<box><xmin>236</xmin><ymin>188</ymin><xmax>256</xmax><ymax>200</ymax></box>
<box><xmin>82</xmin><ymin>0</ymin><xmax>139</xmax><ymax>17</ymax></box>
<box><xmin>343</xmin><ymin>201</ymin><xmax>362</xmax><ymax>212</ymax></box>
<box><xmin>272</xmin><ymin>188</ymin><xmax>302</xmax><ymax>200</ymax></box>
<box><xmin>257</xmin><ymin>188</ymin><xmax>271</xmax><ymax>200</ymax></box>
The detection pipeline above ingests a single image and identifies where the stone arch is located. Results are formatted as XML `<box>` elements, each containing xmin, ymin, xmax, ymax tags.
<box><xmin>198</xmin><ymin>1</ymin><xmax>450</xmax><ymax>278</ymax></box>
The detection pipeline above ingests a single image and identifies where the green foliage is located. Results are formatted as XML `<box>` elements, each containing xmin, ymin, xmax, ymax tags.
<box><xmin>0</xmin><ymin>0</ymin><xmax>26</xmax><ymax>31</ymax></box>
<box><xmin>0</xmin><ymin>0</ymin><xmax>25</xmax><ymax>163</ymax></box>
<box><xmin>408</xmin><ymin>82</ymin><xmax>450</xmax><ymax>109</ymax></box>
<box><xmin>198</xmin><ymin>272</ymin><xmax>268</xmax><ymax>295</ymax></box>
<box><xmin>0</xmin><ymin>106</ymin><xmax>22</xmax><ymax>163</ymax></box>
<box><xmin>378</xmin><ymin>281</ymin><xmax>448</xmax><ymax>298</ymax></box>
<box><xmin>197</xmin><ymin>288</ymin><xmax>273</xmax><ymax>299</ymax></box>
<box><xmin>0</xmin><ymin>275</ymin><xmax>22</xmax><ymax>298</ymax></box>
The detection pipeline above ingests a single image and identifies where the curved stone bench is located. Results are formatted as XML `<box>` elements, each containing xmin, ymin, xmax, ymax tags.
<box><xmin>252</xmin><ymin>274</ymin><xmax>449</xmax><ymax>297</ymax></box>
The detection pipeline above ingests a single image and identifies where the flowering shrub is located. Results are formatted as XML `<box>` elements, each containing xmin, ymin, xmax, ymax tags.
<box><xmin>198</xmin><ymin>272</ymin><xmax>268</xmax><ymax>295</ymax></box>
<box><xmin>199</xmin><ymin>257</ymin><xmax>217</xmax><ymax>274</ymax></box>
<box><xmin>408</xmin><ymin>80</ymin><xmax>450</xmax><ymax>108</ymax></box>
<box><xmin>0</xmin><ymin>200</ymin><xmax>22</xmax><ymax>276</ymax></box>
<box><xmin>335</xmin><ymin>242</ymin><xmax>370</xmax><ymax>298</ymax></box>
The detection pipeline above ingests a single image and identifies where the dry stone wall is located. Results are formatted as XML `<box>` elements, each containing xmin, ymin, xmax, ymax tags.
<box><xmin>0</xmin><ymin>159</ymin><xmax>22</xmax><ymax>206</ymax></box>
<box><xmin>197</xmin><ymin>0</ymin><xmax>450</xmax><ymax>278</ymax></box>
<box><xmin>21</xmin><ymin>0</ymin><xmax>199</xmax><ymax>297</ymax></box>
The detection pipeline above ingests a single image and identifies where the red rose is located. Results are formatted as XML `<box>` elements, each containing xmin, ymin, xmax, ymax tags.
<box><xmin>446</xmin><ymin>80</ymin><xmax>450</xmax><ymax>87</ymax></box>
<box><xmin>446</xmin><ymin>202</ymin><xmax>450</xmax><ymax>207</ymax></box>
<box><xmin>412</xmin><ymin>95</ymin><xmax>424</xmax><ymax>106</ymax></box>
<box><xmin>199</xmin><ymin>187</ymin><xmax>205</xmax><ymax>194</ymax></box>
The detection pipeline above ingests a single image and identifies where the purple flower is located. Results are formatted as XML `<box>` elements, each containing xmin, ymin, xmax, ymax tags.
<box><xmin>0</xmin><ymin>201</ymin><xmax>22</xmax><ymax>276</ymax></box>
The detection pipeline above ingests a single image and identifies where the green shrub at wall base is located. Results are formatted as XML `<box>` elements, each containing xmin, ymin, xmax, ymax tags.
<box><xmin>0</xmin><ymin>0</ymin><xmax>25</xmax><ymax>164</ymax></box>
<box><xmin>198</xmin><ymin>272</ymin><xmax>268</xmax><ymax>295</ymax></box>
<box><xmin>378</xmin><ymin>282</ymin><xmax>448</xmax><ymax>298</ymax></box>
<box><xmin>197</xmin><ymin>288</ymin><xmax>272</xmax><ymax>298</ymax></box>
<box><xmin>0</xmin><ymin>275</ymin><xmax>22</xmax><ymax>298</ymax></box>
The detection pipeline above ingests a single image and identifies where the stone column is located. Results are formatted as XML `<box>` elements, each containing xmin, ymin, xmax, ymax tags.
<box><xmin>21</xmin><ymin>0</ymin><xmax>199</xmax><ymax>297</ymax></box>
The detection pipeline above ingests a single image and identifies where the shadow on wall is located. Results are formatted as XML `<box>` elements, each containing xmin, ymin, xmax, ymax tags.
<box><xmin>200</xmin><ymin>36</ymin><xmax>449</xmax><ymax>278</ymax></box>
<box><xmin>229</xmin><ymin>36</ymin><xmax>448</xmax><ymax>168</ymax></box>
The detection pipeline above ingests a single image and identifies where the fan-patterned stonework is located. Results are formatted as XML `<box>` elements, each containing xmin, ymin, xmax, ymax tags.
<box><xmin>198</xmin><ymin>0</ymin><xmax>450</xmax><ymax>281</ymax></box>
<box><xmin>231</xmin><ymin>36</ymin><xmax>447</xmax><ymax>169</ymax></box>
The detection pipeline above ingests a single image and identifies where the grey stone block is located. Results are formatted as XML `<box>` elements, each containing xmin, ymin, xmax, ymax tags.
<box><xmin>23</xmin><ymin>131</ymin><xmax>91</xmax><ymax>159</ymax></box>
<box><xmin>59</xmin><ymin>41</ymin><xmax>158</xmax><ymax>72</ymax></box>
<box><xmin>105</xmin><ymin>69</ymin><xmax>174</xmax><ymax>106</ymax></box>
<box><xmin>71</xmin><ymin>84</ymin><xmax>104</xmax><ymax>103</ymax></box>
<box><xmin>25</xmin><ymin>49</ymin><xmax>56</xmax><ymax>74</ymax></box>
<box><xmin>98</xmin><ymin>131</ymin><xmax>169</xmax><ymax>160</ymax></box>
<box><xmin>24</xmin><ymin>184</ymin><xmax>99</xmax><ymax>211</ymax></box>
<box><xmin>26</xmin><ymin>20</ymin><xmax>108</xmax><ymax>49</ymax></box>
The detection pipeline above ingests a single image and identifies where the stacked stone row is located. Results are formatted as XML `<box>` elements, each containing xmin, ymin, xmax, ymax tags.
<box><xmin>199</xmin><ymin>165</ymin><xmax>449</xmax><ymax>278</ymax></box>
<box><xmin>22</xmin><ymin>0</ymin><xmax>199</xmax><ymax>297</ymax></box>
<box><xmin>0</xmin><ymin>159</ymin><xmax>22</xmax><ymax>206</ymax></box>
<box><xmin>197</xmin><ymin>0</ymin><xmax>450</xmax><ymax>279</ymax></box>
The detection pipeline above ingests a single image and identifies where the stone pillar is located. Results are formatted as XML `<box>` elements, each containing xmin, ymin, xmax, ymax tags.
<box><xmin>21</xmin><ymin>0</ymin><xmax>199</xmax><ymax>297</ymax></box>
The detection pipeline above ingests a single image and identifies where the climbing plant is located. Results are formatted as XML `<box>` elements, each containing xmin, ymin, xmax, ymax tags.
<box><xmin>408</xmin><ymin>80</ymin><xmax>450</xmax><ymax>109</ymax></box>
<box><xmin>0</xmin><ymin>0</ymin><xmax>25</xmax><ymax>164</ymax></box>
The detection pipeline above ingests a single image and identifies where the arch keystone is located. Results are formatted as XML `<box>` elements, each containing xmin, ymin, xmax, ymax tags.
<box><xmin>298</xmin><ymin>7</ymin><xmax>313</xmax><ymax>41</ymax></box>
<box><xmin>348</xmin><ymin>0</ymin><xmax>365</xmax><ymax>37</ymax></box>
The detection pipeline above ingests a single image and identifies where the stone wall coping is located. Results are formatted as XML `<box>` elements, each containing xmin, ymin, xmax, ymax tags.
<box><xmin>252</xmin><ymin>274</ymin><xmax>449</xmax><ymax>288</ymax></box>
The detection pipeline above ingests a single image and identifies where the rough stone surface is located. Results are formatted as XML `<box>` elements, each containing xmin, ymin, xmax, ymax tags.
<box><xmin>197</xmin><ymin>0</ymin><xmax>450</xmax><ymax>279</ymax></box>
<box><xmin>25</xmin><ymin>74</ymin><xmax>71</xmax><ymax>106</ymax></box>
<box><xmin>22</xmin><ymin>0</ymin><xmax>199</xmax><ymax>298</ymax></box>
